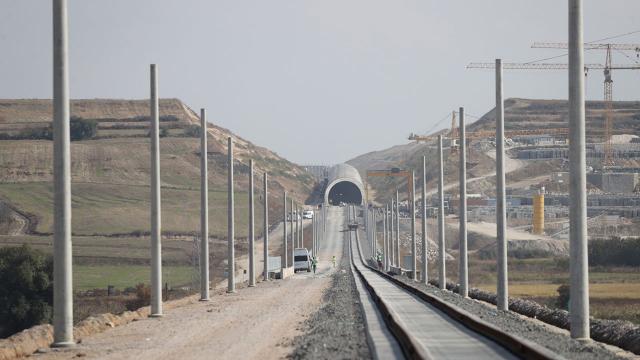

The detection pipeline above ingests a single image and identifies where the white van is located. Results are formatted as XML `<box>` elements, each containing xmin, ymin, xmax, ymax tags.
<box><xmin>294</xmin><ymin>248</ymin><xmax>311</xmax><ymax>272</ymax></box>
<box><xmin>302</xmin><ymin>210</ymin><xmax>314</xmax><ymax>219</ymax></box>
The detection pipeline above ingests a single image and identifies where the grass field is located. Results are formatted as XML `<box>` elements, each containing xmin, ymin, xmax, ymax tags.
<box><xmin>73</xmin><ymin>265</ymin><xmax>195</xmax><ymax>291</ymax></box>
<box><xmin>0</xmin><ymin>182</ymin><xmax>260</xmax><ymax>237</ymax></box>
<box><xmin>468</xmin><ymin>256</ymin><xmax>640</xmax><ymax>324</ymax></box>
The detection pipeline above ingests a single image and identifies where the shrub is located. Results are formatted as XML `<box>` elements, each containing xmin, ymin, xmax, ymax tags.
<box><xmin>556</xmin><ymin>284</ymin><xmax>570</xmax><ymax>310</ymax></box>
<box><xmin>183</xmin><ymin>125</ymin><xmax>202</xmax><ymax>138</ymax></box>
<box><xmin>18</xmin><ymin>126</ymin><xmax>53</xmax><ymax>140</ymax></box>
<box><xmin>160</xmin><ymin>128</ymin><xmax>169</xmax><ymax>138</ymax></box>
<box><xmin>124</xmin><ymin>283</ymin><xmax>151</xmax><ymax>311</ymax></box>
<box><xmin>0</xmin><ymin>245</ymin><xmax>53</xmax><ymax>338</ymax></box>
<box><xmin>69</xmin><ymin>116</ymin><xmax>97</xmax><ymax>141</ymax></box>
<box><xmin>589</xmin><ymin>237</ymin><xmax>640</xmax><ymax>266</ymax></box>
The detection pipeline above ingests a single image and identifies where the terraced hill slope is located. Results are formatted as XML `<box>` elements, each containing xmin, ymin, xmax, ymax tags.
<box><xmin>0</xmin><ymin>98</ymin><xmax>315</xmax><ymax>290</ymax></box>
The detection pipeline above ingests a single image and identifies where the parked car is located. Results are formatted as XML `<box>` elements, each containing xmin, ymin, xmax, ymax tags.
<box><xmin>287</xmin><ymin>211</ymin><xmax>301</xmax><ymax>221</ymax></box>
<box><xmin>302</xmin><ymin>210</ymin><xmax>314</xmax><ymax>219</ymax></box>
<box><xmin>294</xmin><ymin>248</ymin><xmax>311</xmax><ymax>272</ymax></box>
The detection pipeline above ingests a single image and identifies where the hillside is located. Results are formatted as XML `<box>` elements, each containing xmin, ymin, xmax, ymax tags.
<box><xmin>469</xmin><ymin>98</ymin><xmax>640</xmax><ymax>139</ymax></box>
<box><xmin>349</xmin><ymin>98</ymin><xmax>640</xmax><ymax>201</ymax></box>
<box><xmin>0</xmin><ymin>98</ymin><xmax>315</xmax><ymax>289</ymax></box>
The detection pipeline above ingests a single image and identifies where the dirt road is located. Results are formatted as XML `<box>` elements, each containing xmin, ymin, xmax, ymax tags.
<box><xmin>36</xmin><ymin>215</ymin><xmax>344</xmax><ymax>360</ymax></box>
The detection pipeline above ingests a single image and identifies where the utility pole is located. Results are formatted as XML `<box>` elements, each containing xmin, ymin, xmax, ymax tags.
<box><xmin>569</xmin><ymin>0</ymin><xmax>590</xmax><ymax>340</ymax></box>
<box><xmin>373</xmin><ymin>210</ymin><xmax>377</xmax><ymax>260</ymax></box>
<box><xmin>52</xmin><ymin>0</ymin><xmax>74</xmax><ymax>346</ymax></box>
<box><xmin>263</xmin><ymin>173</ymin><xmax>269</xmax><ymax>282</ymax></box>
<box><xmin>438</xmin><ymin>135</ymin><xmax>446</xmax><ymax>290</ymax></box>
<box><xmin>388</xmin><ymin>203</ymin><xmax>392</xmax><ymax>268</ymax></box>
<box><xmin>421</xmin><ymin>156</ymin><xmax>428</xmax><ymax>284</ymax></box>
<box><xmin>227</xmin><ymin>137</ymin><xmax>235</xmax><ymax>293</ymax></box>
<box><xmin>458</xmin><ymin>107</ymin><xmax>469</xmax><ymax>298</ymax></box>
<box><xmin>294</xmin><ymin>204</ymin><xmax>298</xmax><ymax>248</ymax></box>
<box><xmin>300</xmin><ymin>205</ymin><xmax>304</xmax><ymax>248</ymax></box>
<box><xmin>390</xmin><ymin>198</ymin><xmax>395</xmax><ymax>266</ymax></box>
<box><xmin>383</xmin><ymin>205</ymin><xmax>388</xmax><ymax>271</ymax></box>
<box><xmin>396</xmin><ymin>190</ymin><xmax>400</xmax><ymax>268</ymax></box>
<box><xmin>199</xmin><ymin>109</ymin><xmax>210</xmax><ymax>301</ymax></box>
<box><xmin>496</xmin><ymin>59</ymin><xmax>508</xmax><ymax>311</ymax></box>
<box><xmin>248</xmin><ymin>160</ymin><xmax>256</xmax><ymax>287</ymax></box>
<box><xmin>410</xmin><ymin>171</ymin><xmax>417</xmax><ymax>281</ymax></box>
<box><xmin>149</xmin><ymin>64</ymin><xmax>163</xmax><ymax>316</ymax></box>
<box><xmin>290</xmin><ymin>198</ymin><xmax>294</xmax><ymax>267</ymax></box>
<box><xmin>283</xmin><ymin>192</ymin><xmax>287</xmax><ymax>268</ymax></box>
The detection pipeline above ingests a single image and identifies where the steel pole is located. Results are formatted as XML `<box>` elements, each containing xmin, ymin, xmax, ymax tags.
<box><xmin>569</xmin><ymin>0</ymin><xmax>590</xmax><ymax>340</ymax></box>
<box><xmin>52</xmin><ymin>0</ymin><xmax>74</xmax><ymax>346</ymax></box>
<box><xmin>496</xmin><ymin>59</ymin><xmax>509</xmax><ymax>310</ymax></box>
<box><xmin>421</xmin><ymin>156</ymin><xmax>428</xmax><ymax>284</ymax></box>
<box><xmin>199</xmin><ymin>109</ymin><xmax>210</xmax><ymax>301</ymax></box>
<box><xmin>458</xmin><ymin>107</ymin><xmax>469</xmax><ymax>297</ymax></box>
<box><xmin>263</xmin><ymin>173</ymin><xmax>269</xmax><ymax>281</ymax></box>
<box><xmin>227</xmin><ymin>137</ymin><xmax>235</xmax><ymax>293</ymax></box>
<box><xmin>411</xmin><ymin>171</ymin><xmax>417</xmax><ymax>280</ymax></box>
<box><xmin>438</xmin><ymin>135</ymin><xmax>446</xmax><ymax>290</ymax></box>
<box><xmin>248</xmin><ymin>160</ymin><xmax>256</xmax><ymax>287</ymax></box>
<box><xmin>149</xmin><ymin>64</ymin><xmax>163</xmax><ymax>316</ymax></box>
<box><xmin>283</xmin><ymin>192</ymin><xmax>287</xmax><ymax>269</ymax></box>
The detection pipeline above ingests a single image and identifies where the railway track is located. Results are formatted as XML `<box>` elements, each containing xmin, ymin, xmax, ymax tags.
<box><xmin>348</xmin><ymin>219</ymin><xmax>561</xmax><ymax>360</ymax></box>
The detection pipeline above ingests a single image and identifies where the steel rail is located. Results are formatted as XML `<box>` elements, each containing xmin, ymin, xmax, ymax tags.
<box><xmin>349</xmin><ymin>219</ymin><xmax>561</xmax><ymax>360</ymax></box>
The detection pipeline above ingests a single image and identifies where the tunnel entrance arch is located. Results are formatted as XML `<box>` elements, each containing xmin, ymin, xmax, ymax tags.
<box><xmin>324</xmin><ymin>164</ymin><xmax>364</xmax><ymax>205</ymax></box>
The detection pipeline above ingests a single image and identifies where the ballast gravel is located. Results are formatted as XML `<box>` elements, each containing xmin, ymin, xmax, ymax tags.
<box><xmin>289</xmin><ymin>239</ymin><xmax>371</xmax><ymax>360</ymax></box>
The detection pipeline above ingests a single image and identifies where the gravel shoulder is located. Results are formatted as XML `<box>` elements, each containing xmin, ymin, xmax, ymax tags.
<box><xmin>289</xmin><ymin>209</ymin><xmax>371</xmax><ymax>360</ymax></box>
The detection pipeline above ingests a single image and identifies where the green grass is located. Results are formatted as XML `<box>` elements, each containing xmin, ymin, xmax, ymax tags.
<box><xmin>0</xmin><ymin>182</ymin><xmax>261</xmax><ymax>237</ymax></box>
<box><xmin>0</xmin><ymin>235</ymin><xmax>194</xmax><ymax>265</ymax></box>
<box><xmin>74</xmin><ymin>265</ymin><xmax>195</xmax><ymax>291</ymax></box>
<box><xmin>466</xmin><ymin>256</ymin><xmax>640</xmax><ymax>324</ymax></box>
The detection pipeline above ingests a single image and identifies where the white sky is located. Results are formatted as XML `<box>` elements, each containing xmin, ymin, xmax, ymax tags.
<box><xmin>1</xmin><ymin>1</ymin><xmax>639</xmax><ymax>164</ymax></box>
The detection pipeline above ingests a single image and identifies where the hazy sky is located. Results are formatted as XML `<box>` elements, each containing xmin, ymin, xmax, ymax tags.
<box><xmin>1</xmin><ymin>1</ymin><xmax>639</xmax><ymax>164</ymax></box>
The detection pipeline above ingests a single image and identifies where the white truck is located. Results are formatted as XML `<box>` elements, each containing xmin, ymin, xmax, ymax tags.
<box><xmin>294</xmin><ymin>248</ymin><xmax>311</xmax><ymax>272</ymax></box>
<box><xmin>302</xmin><ymin>209</ymin><xmax>314</xmax><ymax>219</ymax></box>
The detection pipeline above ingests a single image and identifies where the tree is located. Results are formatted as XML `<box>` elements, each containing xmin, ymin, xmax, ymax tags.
<box><xmin>69</xmin><ymin>116</ymin><xmax>97</xmax><ymax>141</ymax></box>
<box><xmin>0</xmin><ymin>245</ymin><xmax>53</xmax><ymax>337</ymax></box>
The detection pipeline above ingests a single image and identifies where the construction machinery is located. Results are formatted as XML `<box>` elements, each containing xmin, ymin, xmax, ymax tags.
<box><xmin>469</xmin><ymin>53</ymin><xmax>640</xmax><ymax>167</ymax></box>
<box><xmin>530</xmin><ymin>42</ymin><xmax>640</xmax><ymax>167</ymax></box>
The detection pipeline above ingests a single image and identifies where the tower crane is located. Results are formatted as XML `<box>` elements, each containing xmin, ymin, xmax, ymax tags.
<box><xmin>530</xmin><ymin>42</ymin><xmax>640</xmax><ymax>166</ymax></box>
<box><xmin>467</xmin><ymin>60</ymin><xmax>640</xmax><ymax>167</ymax></box>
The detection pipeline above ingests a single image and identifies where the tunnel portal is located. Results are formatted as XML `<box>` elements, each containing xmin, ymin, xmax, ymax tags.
<box><xmin>324</xmin><ymin>164</ymin><xmax>364</xmax><ymax>205</ymax></box>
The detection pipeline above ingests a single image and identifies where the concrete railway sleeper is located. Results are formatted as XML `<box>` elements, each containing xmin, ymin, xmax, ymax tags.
<box><xmin>348</xmin><ymin>211</ymin><xmax>561</xmax><ymax>360</ymax></box>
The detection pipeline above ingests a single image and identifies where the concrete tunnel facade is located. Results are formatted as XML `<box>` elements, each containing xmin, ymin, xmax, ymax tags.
<box><xmin>324</xmin><ymin>164</ymin><xmax>365</xmax><ymax>205</ymax></box>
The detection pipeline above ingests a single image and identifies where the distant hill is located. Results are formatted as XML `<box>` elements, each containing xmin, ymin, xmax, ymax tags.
<box><xmin>0</xmin><ymin>98</ymin><xmax>312</xmax><ymax>237</ymax></box>
<box><xmin>347</xmin><ymin>98</ymin><xmax>640</xmax><ymax>202</ymax></box>
<box><xmin>469</xmin><ymin>98</ymin><xmax>640</xmax><ymax>139</ymax></box>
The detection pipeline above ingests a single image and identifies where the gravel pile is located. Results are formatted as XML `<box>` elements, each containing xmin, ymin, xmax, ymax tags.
<box><xmin>289</xmin><ymin>240</ymin><xmax>371</xmax><ymax>360</ymax></box>
<box><xmin>392</xmin><ymin>276</ymin><xmax>632</xmax><ymax>360</ymax></box>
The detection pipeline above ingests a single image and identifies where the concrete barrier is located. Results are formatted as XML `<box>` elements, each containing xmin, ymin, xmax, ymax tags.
<box><xmin>281</xmin><ymin>266</ymin><xmax>295</xmax><ymax>279</ymax></box>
